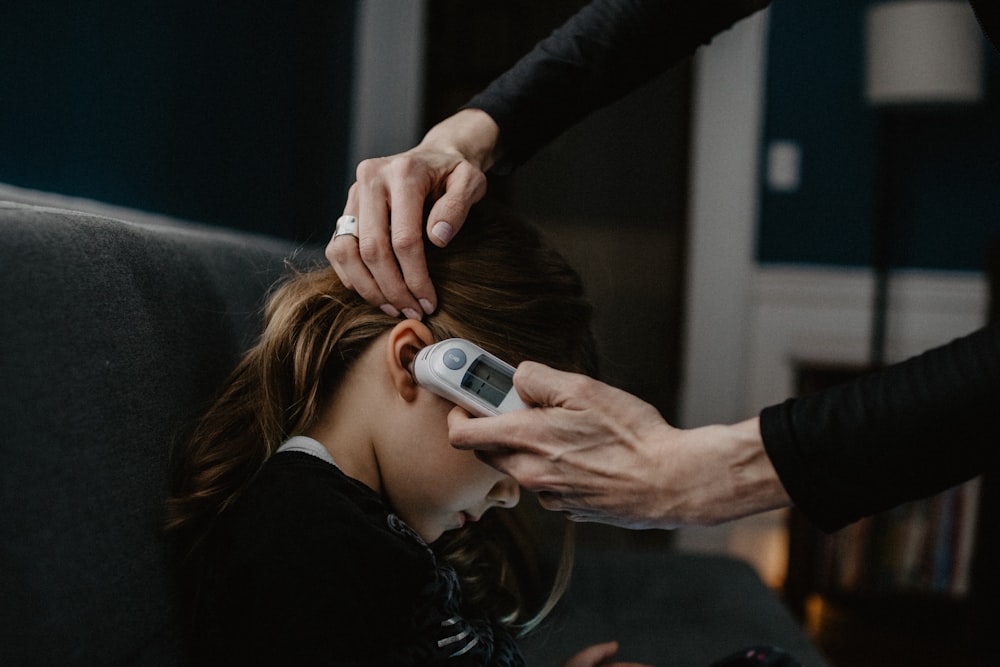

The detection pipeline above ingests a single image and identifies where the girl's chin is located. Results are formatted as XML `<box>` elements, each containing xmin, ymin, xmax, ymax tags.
<box><xmin>421</xmin><ymin>512</ymin><xmax>482</xmax><ymax>544</ymax></box>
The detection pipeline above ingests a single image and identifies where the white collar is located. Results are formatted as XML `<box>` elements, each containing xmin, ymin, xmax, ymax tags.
<box><xmin>275</xmin><ymin>435</ymin><xmax>339</xmax><ymax>468</ymax></box>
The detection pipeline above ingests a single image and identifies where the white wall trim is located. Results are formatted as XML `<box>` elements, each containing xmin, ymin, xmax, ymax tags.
<box><xmin>745</xmin><ymin>264</ymin><xmax>988</xmax><ymax>413</ymax></box>
<box><xmin>348</xmin><ymin>0</ymin><xmax>426</xmax><ymax>176</ymax></box>
<box><xmin>679</xmin><ymin>10</ymin><xmax>770</xmax><ymax>432</ymax></box>
<box><xmin>675</xmin><ymin>9</ymin><xmax>771</xmax><ymax>557</ymax></box>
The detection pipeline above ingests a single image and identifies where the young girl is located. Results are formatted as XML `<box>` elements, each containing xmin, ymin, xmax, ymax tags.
<box><xmin>165</xmin><ymin>202</ymin><xmax>643</xmax><ymax>666</ymax></box>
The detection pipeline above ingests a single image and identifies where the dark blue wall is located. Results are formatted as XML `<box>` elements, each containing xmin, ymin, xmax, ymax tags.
<box><xmin>0</xmin><ymin>1</ymin><xmax>357</xmax><ymax>242</ymax></box>
<box><xmin>758</xmin><ymin>0</ymin><xmax>1000</xmax><ymax>271</ymax></box>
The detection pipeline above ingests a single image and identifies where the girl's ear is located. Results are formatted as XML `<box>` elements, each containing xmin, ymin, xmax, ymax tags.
<box><xmin>385</xmin><ymin>319</ymin><xmax>436</xmax><ymax>402</ymax></box>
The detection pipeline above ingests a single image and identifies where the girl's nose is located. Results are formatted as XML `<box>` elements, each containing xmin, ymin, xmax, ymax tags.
<box><xmin>487</xmin><ymin>476</ymin><xmax>520</xmax><ymax>508</ymax></box>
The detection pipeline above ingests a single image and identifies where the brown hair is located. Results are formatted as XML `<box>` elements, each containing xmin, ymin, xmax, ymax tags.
<box><xmin>166</xmin><ymin>200</ymin><xmax>597</xmax><ymax>633</ymax></box>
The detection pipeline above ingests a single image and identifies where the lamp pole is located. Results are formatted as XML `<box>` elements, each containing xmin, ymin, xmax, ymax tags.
<box><xmin>864</xmin><ymin>0</ymin><xmax>984</xmax><ymax>367</ymax></box>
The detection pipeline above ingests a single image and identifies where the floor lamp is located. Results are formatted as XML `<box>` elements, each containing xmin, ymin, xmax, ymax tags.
<box><xmin>864</xmin><ymin>0</ymin><xmax>984</xmax><ymax>366</ymax></box>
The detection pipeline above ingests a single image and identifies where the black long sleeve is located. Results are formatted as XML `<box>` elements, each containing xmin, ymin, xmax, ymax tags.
<box><xmin>761</xmin><ymin>323</ymin><xmax>1000</xmax><ymax>532</ymax></box>
<box><xmin>460</xmin><ymin>0</ymin><xmax>1000</xmax><ymax>534</ymax></box>
<box><xmin>464</xmin><ymin>0</ymin><xmax>771</xmax><ymax>172</ymax></box>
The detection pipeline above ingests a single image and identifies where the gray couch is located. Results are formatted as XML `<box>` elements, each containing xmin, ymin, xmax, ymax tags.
<box><xmin>0</xmin><ymin>184</ymin><xmax>830</xmax><ymax>666</ymax></box>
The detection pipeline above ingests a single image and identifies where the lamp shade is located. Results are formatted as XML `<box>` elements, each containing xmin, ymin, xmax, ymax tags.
<box><xmin>865</xmin><ymin>0</ymin><xmax>984</xmax><ymax>106</ymax></box>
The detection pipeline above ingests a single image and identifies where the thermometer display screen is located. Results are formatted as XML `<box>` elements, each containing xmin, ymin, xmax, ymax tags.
<box><xmin>461</xmin><ymin>357</ymin><xmax>514</xmax><ymax>407</ymax></box>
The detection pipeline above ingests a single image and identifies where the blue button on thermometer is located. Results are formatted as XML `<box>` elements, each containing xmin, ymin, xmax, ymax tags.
<box><xmin>410</xmin><ymin>338</ymin><xmax>529</xmax><ymax>417</ymax></box>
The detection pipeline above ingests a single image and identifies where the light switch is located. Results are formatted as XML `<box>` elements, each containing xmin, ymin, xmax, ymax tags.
<box><xmin>767</xmin><ymin>140</ymin><xmax>802</xmax><ymax>193</ymax></box>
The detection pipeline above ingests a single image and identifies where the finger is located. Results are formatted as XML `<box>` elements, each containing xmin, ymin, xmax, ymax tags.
<box><xmin>327</xmin><ymin>185</ymin><xmax>389</xmax><ymax>308</ymax></box>
<box><xmin>425</xmin><ymin>161</ymin><xmax>487</xmax><ymax>248</ymax></box>
<box><xmin>447</xmin><ymin>407</ymin><xmax>546</xmax><ymax>454</ymax></box>
<box><xmin>536</xmin><ymin>490</ymin><xmax>568</xmax><ymax>514</ymax></box>
<box><xmin>512</xmin><ymin>361</ymin><xmax>594</xmax><ymax>410</ymax></box>
<box><xmin>475</xmin><ymin>448</ymin><xmax>564</xmax><ymax>494</ymax></box>
<box><xmin>399</xmin><ymin>160</ymin><xmax>485</xmax><ymax>315</ymax></box>
<box><xmin>447</xmin><ymin>406</ymin><xmax>504</xmax><ymax>452</ymax></box>
<box><xmin>385</xmin><ymin>184</ymin><xmax>436</xmax><ymax>317</ymax></box>
<box><xmin>448</xmin><ymin>408</ymin><xmax>561</xmax><ymax>491</ymax></box>
<box><xmin>327</xmin><ymin>182</ymin><xmax>361</xmax><ymax>286</ymax></box>
<box><xmin>536</xmin><ymin>491</ymin><xmax>595</xmax><ymax>519</ymax></box>
<box><xmin>354</xmin><ymin>160</ymin><xmax>421</xmax><ymax>317</ymax></box>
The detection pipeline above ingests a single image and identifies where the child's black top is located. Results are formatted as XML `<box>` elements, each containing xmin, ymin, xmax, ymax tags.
<box><xmin>189</xmin><ymin>448</ymin><xmax>524</xmax><ymax>666</ymax></box>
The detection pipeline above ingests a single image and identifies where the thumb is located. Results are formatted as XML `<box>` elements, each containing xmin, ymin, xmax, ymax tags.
<box><xmin>425</xmin><ymin>162</ymin><xmax>486</xmax><ymax>247</ymax></box>
<box><xmin>513</xmin><ymin>361</ymin><xmax>584</xmax><ymax>408</ymax></box>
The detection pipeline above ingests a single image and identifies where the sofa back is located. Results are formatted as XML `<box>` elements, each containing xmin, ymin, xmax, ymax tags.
<box><xmin>0</xmin><ymin>185</ymin><xmax>310</xmax><ymax>665</ymax></box>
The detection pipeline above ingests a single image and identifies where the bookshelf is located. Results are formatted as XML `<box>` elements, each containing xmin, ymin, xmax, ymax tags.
<box><xmin>785</xmin><ymin>362</ymin><xmax>986</xmax><ymax>608</ymax></box>
<box><xmin>788</xmin><ymin>486</ymin><xmax>996</xmax><ymax>665</ymax></box>
<box><xmin>783</xmin><ymin>365</ymin><xmax>995</xmax><ymax>666</ymax></box>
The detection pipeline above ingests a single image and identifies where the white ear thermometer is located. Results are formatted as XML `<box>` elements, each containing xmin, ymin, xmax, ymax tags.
<box><xmin>410</xmin><ymin>338</ymin><xmax>529</xmax><ymax>417</ymax></box>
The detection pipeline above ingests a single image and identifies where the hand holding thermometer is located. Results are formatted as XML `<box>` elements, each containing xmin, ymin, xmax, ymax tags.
<box><xmin>410</xmin><ymin>338</ymin><xmax>530</xmax><ymax>417</ymax></box>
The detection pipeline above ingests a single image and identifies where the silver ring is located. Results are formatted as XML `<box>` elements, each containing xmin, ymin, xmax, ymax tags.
<box><xmin>333</xmin><ymin>215</ymin><xmax>358</xmax><ymax>239</ymax></box>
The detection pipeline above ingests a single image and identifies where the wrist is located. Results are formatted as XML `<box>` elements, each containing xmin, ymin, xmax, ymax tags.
<box><xmin>671</xmin><ymin>418</ymin><xmax>790</xmax><ymax>526</ymax></box>
<box><xmin>420</xmin><ymin>108</ymin><xmax>501</xmax><ymax>172</ymax></box>
<box><xmin>722</xmin><ymin>417</ymin><xmax>791</xmax><ymax>519</ymax></box>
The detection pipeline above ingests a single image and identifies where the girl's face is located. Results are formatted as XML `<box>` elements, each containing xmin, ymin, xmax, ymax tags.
<box><xmin>377</xmin><ymin>388</ymin><xmax>520</xmax><ymax>544</ymax></box>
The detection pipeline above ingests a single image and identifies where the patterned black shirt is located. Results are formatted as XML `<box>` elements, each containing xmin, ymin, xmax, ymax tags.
<box><xmin>190</xmin><ymin>449</ymin><xmax>524</xmax><ymax>666</ymax></box>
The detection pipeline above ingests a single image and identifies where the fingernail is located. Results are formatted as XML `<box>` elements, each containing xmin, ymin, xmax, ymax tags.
<box><xmin>419</xmin><ymin>298</ymin><xmax>434</xmax><ymax>315</ymax></box>
<box><xmin>380</xmin><ymin>304</ymin><xmax>400</xmax><ymax>318</ymax></box>
<box><xmin>431</xmin><ymin>221</ymin><xmax>453</xmax><ymax>244</ymax></box>
<box><xmin>402</xmin><ymin>308</ymin><xmax>421</xmax><ymax>320</ymax></box>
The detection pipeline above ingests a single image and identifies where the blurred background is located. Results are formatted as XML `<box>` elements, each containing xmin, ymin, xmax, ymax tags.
<box><xmin>3</xmin><ymin>1</ymin><xmax>999</xmax><ymax>664</ymax></box>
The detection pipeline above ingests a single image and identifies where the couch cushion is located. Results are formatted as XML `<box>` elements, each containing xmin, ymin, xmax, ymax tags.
<box><xmin>0</xmin><ymin>192</ymin><xmax>314</xmax><ymax>665</ymax></box>
<box><xmin>520</xmin><ymin>549</ymin><xmax>830</xmax><ymax>666</ymax></box>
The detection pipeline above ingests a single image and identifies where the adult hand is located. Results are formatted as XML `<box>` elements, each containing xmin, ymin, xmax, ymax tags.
<box><xmin>327</xmin><ymin>109</ymin><xmax>500</xmax><ymax>319</ymax></box>
<box><xmin>450</xmin><ymin>362</ymin><xmax>791</xmax><ymax>529</ymax></box>
<box><xmin>562</xmin><ymin>641</ymin><xmax>652</xmax><ymax>667</ymax></box>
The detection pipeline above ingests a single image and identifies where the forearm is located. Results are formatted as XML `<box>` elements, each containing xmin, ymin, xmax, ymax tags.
<box><xmin>465</xmin><ymin>0</ymin><xmax>772</xmax><ymax>171</ymax></box>
<box><xmin>761</xmin><ymin>323</ymin><xmax>1000</xmax><ymax>532</ymax></box>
